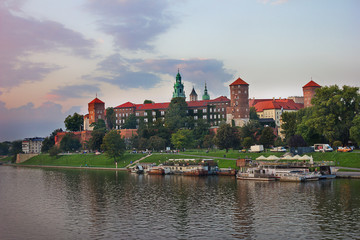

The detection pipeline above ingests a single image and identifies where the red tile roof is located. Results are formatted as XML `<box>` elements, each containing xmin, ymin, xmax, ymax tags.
<box><xmin>230</xmin><ymin>77</ymin><xmax>249</xmax><ymax>86</ymax></box>
<box><xmin>89</xmin><ymin>97</ymin><xmax>104</xmax><ymax>104</ymax></box>
<box><xmin>253</xmin><ymin>99</ymin><xmax>304</xmax><ymax>112</ymax></box>
<box><xmin>303</xmin><ymin>80</ymin><xmax>321</xmax><ymax>88</ymax></box>
<box><xmin>115</xmin><ymin>102</ymin><xmax>136</xmax><ymax>108</ymax></box>
<box><xmin>114</xmin><ymin>96</ymin><xmax>230</xmax><ymax>111</ymax></box>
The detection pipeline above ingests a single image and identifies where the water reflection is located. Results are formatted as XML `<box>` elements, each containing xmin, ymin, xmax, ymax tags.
<box><xmin>0</xmin><ymin>166</ymin><xmax>359</xmax><ymax>240</ymax></box>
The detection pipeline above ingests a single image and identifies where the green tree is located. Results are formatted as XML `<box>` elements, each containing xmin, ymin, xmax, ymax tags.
<box><xmin>60</xmin><ymin>133</ymin><xmax>81</xmax><ymax>152</ymax></box>
<box><xmin>215</xmin><ymin>123</ymin><xmax>240</xmax><ymax>152</ymax></box>
<box><xmin>10</xmin><ymin>140</ymin><xmax>23</xmax><ymax>163</ymax></box>
<box><xmin>89</xmin><ymin>130</ymin><xmax>106</xmax><ymax>151</ymax></box>
<box><xmin>288</xmin><ymin>135</ymin><xmax>307</xmax><ymax>148</ymax></box>
<box><xmin>350</xmin><ymin>114</ymin><xmax>360</xmax><ymax>146</ymax></box>
<box><xmin>259</xmin><ymin>126</ymin><xmax>276</xmax><ymax>148</ymax></box>
<box><xmin>202</xmin><ymin>134</ymin><xmax>215</xmax><ymax>149</ymax></box>
<box><xmin>90</xmin><ymin>119</ymin><xmax>106</xmax><ymax>131</ymax></box>
<box><xmin>106</xmin><ymin>107</ymin><xmax>116</xmax><ymax>130</ymax></box>
<box><xmin>49</xmin><ymin>146</ymin><xmax>61</xmax><ymax>157</ymax></box>
<box><xmin>143</xmin><ymin>100</ymin><xmax>154</xmax><ymax>104</ymax></box>
<box><xmin>242</xmin><ymin>137</ymin><xmax>254</xmax><ymax>149</ymax></box>
<box><xmin>101</xmin><ymin>130</ymin><xmax>126</xmax><ymax>163</ymax></box>
<box><xmin>249</xmin><ymin>107</ymin><xmax>259</xmax><ymax>120</ymax></box>
<box><xmin>64</xmin><ymin>113</ymin><xmax>83</xmax><ymax>132</ymax></box>
<box><xmin>165</xmin><ymin>97</ymin><xmax>188</xmax><ymax>132</ymax></box>
<box><xmin>0</xmin><ymin>142</ymin><xmax>10</xmax><ymax>155</ymax></box>
<box><xmin>310</xmin><ymin>85</ymin><xmax>359</xmax><ymax>144</ymax></box>
<box><xmin>41</xmin><ymin>128</ymin><xmax>63</xmax><ymax>153</ymax></box>
<box><xmin>148</xmin><ymin>135</ymin><xmax>166</xmax><ymax>151</ymax></box>
<box><xmin>171</xmin><ymin>129</ymin><xmax>194</xmax><ymax>151</ymax></box>
<box><xmin>240</xmin><ymin>120</ymin><xmax>262</xmax><ymax>143</ymax></box>
<box><xmin>280</xmin><ymin>111</ymin><xmax>298</xmax><ymax>141</ymax></box>
<box><xmin>123</xmin><ymin>114</ymin><xmax>137</xmax><ymax>129</ymax></box>
<box><xmin>192</xmin><ymin>119</ymin><xmax>210</xmax><ymax>148</ymax></box>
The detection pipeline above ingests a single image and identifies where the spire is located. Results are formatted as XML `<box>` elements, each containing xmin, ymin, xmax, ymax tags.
<box><xmin>172</xmin><ymin>70</ymin><xmax>185</xmax><ymax>99</ymax></box>
<box><xmin>190</xmin><ymin>86</ymin><xmax>198</xmax><ymax>101</ymax></box>
<box><xmin>202</xmin><ymin>82</ymin><xmax>210</xmax><ymax>100</ymax></box>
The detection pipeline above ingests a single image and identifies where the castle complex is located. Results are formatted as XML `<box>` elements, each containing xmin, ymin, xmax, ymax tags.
<box><xmin>83</xmin><ymin>71</ymin><xmax>320</xmax><ymax>133</ymax></box>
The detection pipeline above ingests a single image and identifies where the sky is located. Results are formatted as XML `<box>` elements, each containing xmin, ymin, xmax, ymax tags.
<box><xmin>0</xmin><ymin>0</ymin><xmax>359</xmax><ymax>141</ymax></box>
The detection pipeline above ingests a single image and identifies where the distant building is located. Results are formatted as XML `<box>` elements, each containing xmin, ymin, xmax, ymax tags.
<box><xmin>189</xmin><ymin>87</ymin><xmax>198</xmax><ymax>101</ymax></box>
<box><xmin>303</xmin><ymin>80</ymin><xmax>321</xmax><ymax>108</ymax></box>
<box><xmin>250</xmin><ymin>98</ymin><xmax>303</xmax><ymax>127</ymax></box>
<box><xmin>226</xmin><ymin>77</ymin><xmax>250</xmax><ymax>127</ymax></box>
<box><xmin>172</xmin><ymin>70</ymin><xmax>186</xmax><ymax>98</ymax></box>
<box><xmin>288</xmin><ymin>96</ymin><xmax>304</xmax><ymax>104</ymax></box>
<box><xmin>22</xmin><ymin>137</ymin><xmax>45</xmax><ymax>154</ymax></box>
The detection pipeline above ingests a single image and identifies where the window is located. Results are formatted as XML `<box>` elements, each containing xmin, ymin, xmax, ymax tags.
<box><xmin>152</xmin><ymin>111</ymin><xmax>156</xmax><ymax>116</ymax></box>
<box><xmin>144</xmin><ymin>112</ymin><xmax>147</xmax><ymax>116</ymax></box>
<box><xmin>153</xmin><ymin>118</ymin><xmax>156</xmax><ymax>122</ymax></box>
<box><xmin>136</xmin><ymin>112</ymin><xmax>139</xmax><ymax>116</ymax></box>
<box><xmin>210</xmin><ymin>115</ymin><xmax>213</xmax><ymax>119</ymax></box>
<box><xmin>203</xmin><ymin>109</ymin><xmax>207</xmax><ymax>113</ymax></box>
<box><xmin>194</xmin><ymin>109</ymin><xmax>198</xmax><ymax>113</ymax></box>
<box><xmin>144</xmin><ymin>118</ymin><xmax>148</xmax><ymax>123</ymax></box>
<box><xmin>161</xmin><ymin>111</ymin><xmax>164</xmax><ymax>116</ymax></box>
<box><xmin>194</xmin><ymin>116</ymin><xmax>198</xmax><ymax>120</ymax></box>
<box><xmin>222</xmin><ymin>108</ymin><xmax>224</xmax><ymax>112</ymax></box>
<box><xmin>203</xmin><ymin>115</ymin><xmax>207</xmax><ymax>119</ymax></box>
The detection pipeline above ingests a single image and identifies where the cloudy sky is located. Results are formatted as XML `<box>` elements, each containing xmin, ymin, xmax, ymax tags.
<box><xmin>0</xmin><ymin>0</ymin><xmax>359</xmax><ymax>141</ymax></box>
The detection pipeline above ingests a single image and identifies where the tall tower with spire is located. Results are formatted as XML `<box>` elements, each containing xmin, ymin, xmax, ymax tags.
<box><xmin>202</xmin><ymin>83</ymin><xmax>210</xmax><ymax>100</ymax></box>
<box><xmin>172</xmin><ymin>70</ymin><xmax>186</xmax><ymax>99</ymax></box>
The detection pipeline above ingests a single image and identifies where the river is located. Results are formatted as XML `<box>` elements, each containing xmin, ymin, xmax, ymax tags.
<box><xmin>0</xmin><ymin>166</ymin><xmax>359</xmax><ymax>240</ymax></box>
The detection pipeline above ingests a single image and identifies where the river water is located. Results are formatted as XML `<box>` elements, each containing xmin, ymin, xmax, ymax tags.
<box><xmin>0</xmin><ymin>166</ymin><xmax>359</xmax><ymax>240</ymax></box>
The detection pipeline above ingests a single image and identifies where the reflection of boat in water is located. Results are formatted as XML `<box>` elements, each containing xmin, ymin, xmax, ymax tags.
<box><xmin>183</xmin><ymin>167</ymin><xmax>208</xmax><ymax>176</ymax></box>
<box><xmin>218</xmin><ymin>168</ymin><xmax>236</xmax><ymax>176</ymax></box>
<box><xmin>236</xmin><ymin>167</ymin><xmax>277</xmax><ymax>181</ymax></box>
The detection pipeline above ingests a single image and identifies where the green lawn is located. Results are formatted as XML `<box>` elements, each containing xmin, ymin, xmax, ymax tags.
<box><xmin>19</xmin><ymin>153</ymin><xmax>146</xmax><ymax>168</ymax></box>
<box><xmin>14</xmin><ymin>149</ymin><xmax>360</xmax><ymax>169</ymax></box>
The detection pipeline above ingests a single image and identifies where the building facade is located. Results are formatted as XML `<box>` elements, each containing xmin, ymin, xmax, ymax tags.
<box><xmin>22</xmin><ymin>137</ymin><xmax>45</xmax><ymax>154</ymax></box>
<box><xmin>84</xmin><ymin>97</ymin><xmax>105</xmax><ymax>131</ymax></box>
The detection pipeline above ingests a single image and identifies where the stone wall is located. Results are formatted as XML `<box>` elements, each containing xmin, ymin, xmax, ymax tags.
<box><xmin>16</xmin><ymin>153</ymin><xmax>38</xmax><ymax>163</ymax></box>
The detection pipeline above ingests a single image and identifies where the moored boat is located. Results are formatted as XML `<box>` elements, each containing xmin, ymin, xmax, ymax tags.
<box><xmin>236</xmin><ymin>167</ymin><xmax>277</xmax><ymax>181</ymax></box>
<box><xmin>218</xmin><ymin>168</ymin><xmax>236</xmax><ymax>176</ymax></box>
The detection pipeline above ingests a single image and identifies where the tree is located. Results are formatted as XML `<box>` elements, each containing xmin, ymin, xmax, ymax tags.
<box><xmin>350</xmin><ymin>114</ymin><xmax>360</xmax><ymax>146</ymax></box>
<box><xmin>215</xmin><ymin>123</ymin><xmax>240</xmax><ymax>152</ymax></box>
<box><xmin>49</xmin><ymin>146</ymin><xmax>61</xmax><ymax>157</ymax></box>
<box><xmin>148</xmin><ymin>136</ymin><xmax>166</xmax><ymax>151</ymax></box>
<box><xmin>239</xmin><ymin>120</ymin><xmax>262</xmax><ymax>143</ymax></box>
<box><xmin>242</xmin><ymin>137</ymin><xmax>254</xmax><ymax>149</ymax></box>
<box><xmin>89</xmin><ymin>130</ymin><xmax>106</xmax><ymax>151</ymax></box>
<box><xmin>202</xmin><ymin>134</ymin><xmax>215</xmax><ymax>149</ymax></box>
<box><xmin>123</xmin><ymin>114</ymin><xmax>137</xmax><ymax>129</ymax></box>
<box><xmin>106</xmin><ymin>107</ymin><xmax>116</xmax><ymax>130</ymax></box>
<box><xmin>280</xmin><ymin>111</ymin><xmax>298</xmax><ymax>141</ymax></box>
<box><xmin>288</xmin><ymin>135</ymin><xmax>307</xmax><ymax>148</ymax></box>
<box><xmin>64</xmin><ymin>113</ymin><xmax>83</xmax><ymax>132</ymax></box>
<box><xmin>10</xmin><ymin>140</ymin><xmax>23</xmax><ymax>163</ymax></box>
<box><xmin>90</xmin><ymin>119</ymin><xmax>106</xmax><ymax>131</ymax></box>
<box><xmin>192</xmin><ymin>119</ymin><xmax>210</xmax><ymax>148</ymax></box>
<box><xmin>259</xmin><ymin>127</ymin><xmax>276</xmax><ymax>148</ymax></box>
<box><xmin>171</xmin><ymin>129</ymin><xmax>194</xmax><ymax>151</ymax></box>
<box><xmin>310</xmin><ymin>85</ymin><xmax>360</xmax><ymax>144</ymax></box>
<box><xmin>249</xmin><ymin>107</ymin><xmax>259</xmax><ymax>120</ymax></box>
<box><xmin>165</xmin><ymin>97</ymin><xmax>188</xmax><ymax>132</ymax></box>
<box><xmin>60</xmin><ymin>133</ymin><xmax>81</xmax><ymax>152</ymax></box>
<box><xmin>0</xmin><ymin>142</ymin><xmax>10</xmax><ymax>155</ymax></box>
<box><xmin>41</xmin><ymin>128</ymin><xmax>63</xmax><ymax>152</ymax></box>
<box><xmin>101</xmin><ymin>130</ymin><xmax>126</xmax><ymax>163</ymax></box>
<box><xmin>143</xmin><ymin>100</ymin><xmax>154</xmax><ymax>104</ymax></box>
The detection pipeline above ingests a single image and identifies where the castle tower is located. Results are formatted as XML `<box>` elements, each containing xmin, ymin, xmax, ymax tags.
<box><xmin>202</xmin><ymin>83</ymin><xmax>210</xmax><ymax>100</ymax></box>
<box><xmin>226</xmin><ymin>77</ymin><xmax>249</xmax><ymax>127</ymax></box>
<box><xmin>303</xmin><ymin>79</ymin><xmax>321</xmax><ymax>108</ymax></box>
<box><xmin>189</xmin><ymin>87</ymin><xmax>198</xmax><ymax>101</ymax></box>
<box><xmin>172</xmin><ymin>70</ymin><xmax>186</xmax><ymax>99</ymax></box>
<box><xmin>88</xmin><ymin>97</ymin><xmax>105</xmax><ymax>127</ymax></box>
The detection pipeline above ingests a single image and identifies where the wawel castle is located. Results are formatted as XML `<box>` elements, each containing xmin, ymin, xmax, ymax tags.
<box><xmin>83</xmin><ymin>71</ymin><xmax>320</xmax><ymax>135</ymax></box>
<box><xmin>84</xmin><ymin>71</ymin><xmax>252</xmax><ymax>131</ymax></box>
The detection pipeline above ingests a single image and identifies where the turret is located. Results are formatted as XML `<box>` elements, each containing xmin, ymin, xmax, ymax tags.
<box><xmin>202</xmin><ymin>83</ymin><xmax>210</xmax><ymax>100</ymax></box>
<box><xmin>172</xmin><ymin>70</ymin><xmax>186</xmax><ymax>99</ymax></box>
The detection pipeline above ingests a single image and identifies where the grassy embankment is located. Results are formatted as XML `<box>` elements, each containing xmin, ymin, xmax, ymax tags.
<box><xmin>19</xmin><ymin>153</ymin><xmax>146</xmax><ymax>168</ymax></box>
<box><xmin>11</xmin><ymin>149</ymin><xmax>360</xmax><ymax>171</ymax></box>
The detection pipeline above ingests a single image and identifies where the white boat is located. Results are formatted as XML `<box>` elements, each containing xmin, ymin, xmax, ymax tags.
<box><xmin>237</xmin><ymin>167</ymin><xmax>277</xmax><ymax>181</ymax></box>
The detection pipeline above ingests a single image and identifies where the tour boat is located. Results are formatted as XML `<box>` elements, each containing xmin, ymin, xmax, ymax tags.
<box><xmin>236</xmin><ymin>167</ymin><xmax>277</xmax><ymax>181</ymax></box>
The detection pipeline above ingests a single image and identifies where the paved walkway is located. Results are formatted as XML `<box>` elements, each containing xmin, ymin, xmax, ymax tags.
<box><xmin>126</xmin><ymin>154</ymin><xmax>152</xmax><ymax>168</ymax></box>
